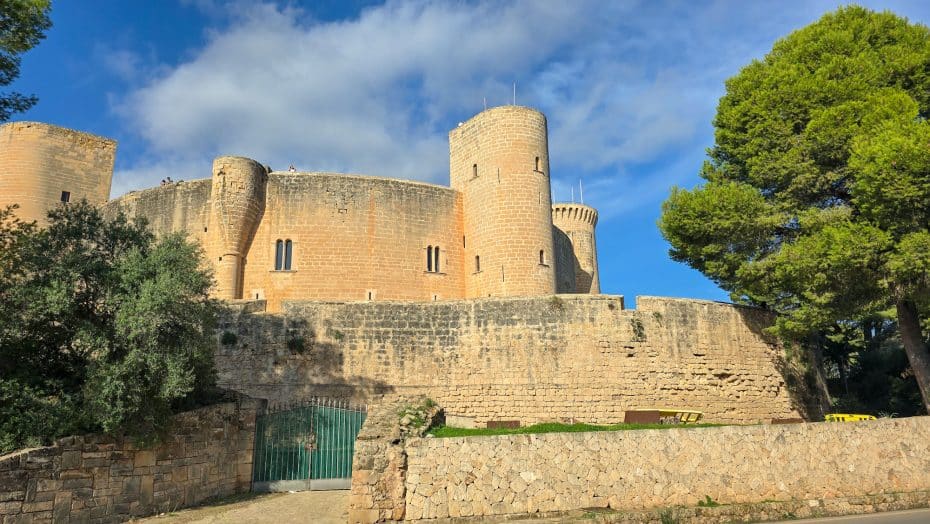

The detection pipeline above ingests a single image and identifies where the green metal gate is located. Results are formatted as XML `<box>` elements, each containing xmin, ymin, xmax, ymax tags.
<box><xmin>252</xmin><ymin>398</ymin><xmax>367</xmax><ymax>492</ymax></box>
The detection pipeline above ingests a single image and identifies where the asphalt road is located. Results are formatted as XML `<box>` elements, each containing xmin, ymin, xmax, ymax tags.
<box><xmin>784</xmin><ymin>508</ymin><xmax>930</xmax><ymax>523</ymax></box>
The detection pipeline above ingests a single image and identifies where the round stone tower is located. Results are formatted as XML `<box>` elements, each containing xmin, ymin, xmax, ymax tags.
<box><xmin>207</xmin><ymin>156</ymin><xmax>266</xmax><ymax>300</ymax></box>
<box><xmin>450</xmin><ymin>106</ymin><xmax>556</xmax><ymax>297</ymax></box>
<box><xmin>0</xmin><ymin>122</ymin><xmax>115</xmax><ymax>224</ymax></box>
<box><xmin>552</xmin><ymin>203</ymin><xmax>600</xmax><ymax>294</ymax></box>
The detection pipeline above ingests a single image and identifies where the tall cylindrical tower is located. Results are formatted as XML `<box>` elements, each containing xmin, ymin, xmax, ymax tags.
<box><xmin>450</xmin><ymin>106</ymin><xmax>556</xmax><ymax>297</ymax></box>
<box><xmin>552</xmin><ymin>203</ymin><xmax>600</xmax><ymax>294</ymax></box>
<box><xmin>207</xmin><ymin>156</ymin><xmax>266</xmax><ymax>300</ymax></box>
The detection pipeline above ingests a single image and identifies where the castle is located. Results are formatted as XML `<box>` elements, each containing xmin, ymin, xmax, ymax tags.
<box><xmin>0</xmin><ymin>106</ymin><xmax>599</xmax><ymax>311</ymax></box>
<box><xmin>0</xmin><ymin>105</ymin><xmax>822</xmax><ymax>424</ymax></box>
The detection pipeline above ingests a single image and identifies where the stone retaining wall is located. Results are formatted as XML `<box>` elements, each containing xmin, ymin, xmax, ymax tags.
<box><xmin>0</xmin><ymin>399</ymin><xmax>261</xmax><ymax>523</ymax></box>
<box><xmin>399</xmin><ymin>416</ymin><xmax>930</xmax><ymax>520</ymax></box>
<box><xmin>218</xmin><ymin>295</ymin><xmax>824</xmax><ymax>426</ymax></box>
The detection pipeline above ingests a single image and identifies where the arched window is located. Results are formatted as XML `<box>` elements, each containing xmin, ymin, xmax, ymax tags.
<box><xmin>473</xmin><ymin>163</ymin><xmax>478</xmax><ymax>177</ymax></box>
<box><xmin>275</xmin><ymin>240</ymin><xmax>284</xmax><ymax>270</ymax></box>
<box><xmin>434</xmin><ymin>246</ymin><xmax>440</xmax><ymax>273</ymax></box>
<box><xmin>535</xmin><ymin>156</ymin><xmax>540</xmax><ymax>171</ymax></box>
<box><xmin>284</xmin><ymin>240</ymin><xmax>293</xmax><ymax>270</ymax></box>
<box><xmin>475</xmin><ymin>255</ymin><xmax>481</xmax><ymax>272</ymax></box>
<box><xmin>539</xmin><ymin>249</ymin><xmax>545</xmax><ymax>265</ymax></box>
<box><xmin>427</xmin><ymin>246</ymin><xmax>433</xmax><ymax>272</ymax></box>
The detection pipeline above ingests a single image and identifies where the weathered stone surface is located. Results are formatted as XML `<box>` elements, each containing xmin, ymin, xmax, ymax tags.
<box><xmin>0</xmin><ymin>122</ymin><xmax>115</xmax><ymax>226</ymax></box>
<box><xmin>218</xmin><ymin>295</ymin><xmax>823</xmax><ymax>426</ymax></box>
<box><xmin>348</xmin><ymin>397</ymin><xmax>440</xmax><ymax>524</ymax></box>
<box><xmin>0</xmin><ymin>399</ymin><xmax>260</xmax><ymax>523</ymax></box>
<box><xmin>399</xmin><ymin>416</ymin><xmax>930</xmax><ymax>521</ymax></box>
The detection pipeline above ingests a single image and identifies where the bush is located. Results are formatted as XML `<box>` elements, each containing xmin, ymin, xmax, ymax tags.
<box><xmin>0</xmin><ymin>203</ymin><xmax>218</xmax><ymax>453</ymax></box>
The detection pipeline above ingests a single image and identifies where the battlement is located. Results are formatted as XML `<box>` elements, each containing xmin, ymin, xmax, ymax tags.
<box><xmin>552</xmin><ymin>202</ymin><xmax>598</xmax><ymax>226</ymax></box>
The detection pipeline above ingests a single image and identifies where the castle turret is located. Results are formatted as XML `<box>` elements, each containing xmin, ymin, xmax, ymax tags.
<box><xmin>0</xmin><ymin>122</ymin><xmax>115</xmax><ymax>224</ymax></box>
<box><xmin>552</xmin><ymin>203</ymin><xmax>600</xmax><ymax>294</ymax></box>
<box><xmin>207</xmin><ymin>156</ymin><xmax>266</xmax><ymax>300</ymax></box>
<box><xmin>450</xmin><ymin>106</ymin><xmax>556</xmax><ymax>297</ymax></box>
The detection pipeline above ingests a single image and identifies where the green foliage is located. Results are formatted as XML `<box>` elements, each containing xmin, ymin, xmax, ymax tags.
<box><xmin>659</xmin><ymin>6</ymin><xmax>930</xmax><ymax>408</ymax></box>
<box><xmin>398</xmin><ymin>397</ymin><xmax>438</xmax><ymax>430</ymax></box>
<box><xmin>697</xmin><ymin>495</ymin><xmax>719</xmax><ymax>507</ymax></box>
<box><xmin>286</xmin><ymin>333</ymin><xmax>306</xmax><ymax>353</ymax></box>
<box><xmin>220</xmin><ymin>331</ymin><xmax>238</xmax><ymax>346</ymax></box>
<box><xmin>0</xmin><ymin>202</ymin><xmax>218</xmax><ymax>453</ymax></box>
<box><xmin>658</xmin><ymin>508</ymin><xmax>680</xmax><ymax>524</ymax></box>
<box><xmin>829</xmin><ymin>339</ymin><xmax>924</xmax><ymax>417</ymax></box>
<box><xmin>428</xmin><ymin>421</ymin><xmax>723</xmax><ymax>438</ymax></box>
<box><xmin>630</xmin><ymin>317</ymin><xmax>646</xmax><ymax>341</ymax></box>
<box><xmin>0</xmin><ymin>0</ymin><xmax>52</xmax><ymax>121</ymax></box>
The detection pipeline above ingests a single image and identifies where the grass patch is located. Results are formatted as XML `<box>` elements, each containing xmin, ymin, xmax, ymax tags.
<box><xmin>428</xmin><ymin>421</ymin><xmax>723</xmax><ymax>438</ymax></box>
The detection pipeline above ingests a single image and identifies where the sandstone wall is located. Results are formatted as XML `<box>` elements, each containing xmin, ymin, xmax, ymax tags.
<box><xmin>0</xmin><ymin>400</ymin><xmax>260</xmax><ymax>523</ymax></box>
<box><xmin>107</xmin><ymin>172</ymin><xmax>467</xmax><ymax>311</ymax></box>
<box><xmin>402</xmin><ymin>416</ymin><xmax>930</xmax><ymax>520</ymax></box>
<box><xmin>240</xmin><ymin>173</ymin><xmax>465</xmax><ymax>310</ymax></box>
<box><xmin>0</xmin><ymin>122</ymin><xmax>115</xmax><ymax>224</ymax></box>
<box><xmin>218</xmin><ymin>295</ymin><xmax>815</xmax><ymax>425</ymax></box>
<box><xmin>102</xmin><ymin>179</ymin><xmax>212</xmax><ymax>241</ymax></box>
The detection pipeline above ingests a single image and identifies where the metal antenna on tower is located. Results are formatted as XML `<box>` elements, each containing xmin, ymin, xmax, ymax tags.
<box><xmin>484</xmin><ymin>97</ymin><xmax>487</xmax><ymax>110</ymax></box>
<box><xmin>579</xmin><ymin>179</ymin><xmax>584</xmax><ymax>204</ymax></box>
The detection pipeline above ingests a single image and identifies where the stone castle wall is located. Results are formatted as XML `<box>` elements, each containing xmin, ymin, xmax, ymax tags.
<box><xmin>0</xmin><ymin>122</ymin><xmax>115</xmax><ymax>224</ymax></box>
<box><xmin>27</xmin><ymin>105</ymin><xmax>597</xmax><ymax>310</ymax></box>
<box><xmin>218</xmin><ymin>295</ymin><xmax>817</xmax><ymax>425</ymax></box>
<box><xmin>0</xmin><ymin>400</ymin><xmax>260</xmax><ymax>523</ymax></box>
<box><xmin>101</xmin><ymin>179</ymin><xmax>212</xmax><ymax>240</ymax></box>
<box><xmin>401</xmin><ymin>416</ymin><xmax>930</xmax><ymax>520</ymax></box>
<box><xmin>240</xmin><ymin>173</ymin><xmax>465</xmax><ymax>308</ymax></box>
<box><xmin>105</xmin><ymin>172</ymin><xmax>466</xmax><ymax>310</ymax></box>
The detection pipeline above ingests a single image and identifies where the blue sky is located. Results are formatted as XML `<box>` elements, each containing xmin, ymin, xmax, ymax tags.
<box><xmin>10</xmin><ymin>0</ymin><xmax>930</xmax><ymax>306</ymax></box>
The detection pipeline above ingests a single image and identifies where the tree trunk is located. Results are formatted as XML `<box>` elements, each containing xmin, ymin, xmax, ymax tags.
<box><xmin>896</xmin><ymin>299</ymin><xmax>930</xmax><ymax>413</ymax></box>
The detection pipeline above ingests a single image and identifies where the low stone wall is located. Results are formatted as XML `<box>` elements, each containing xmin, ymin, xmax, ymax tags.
<box><xmin>401</xmin><ymin>416</ymin><xmax>930</xmax><ymax>520</ymax></box>
<box><xmin>0</xmin><ymin>399</ymin><xmax>261</xmax><ymax>523</ymax></box>
<box><xmin>349</xmin><ymin>397</ymin><xmax>441</xmax><ymax>524</ymax></box>
<box><xmin>349</xmin><ymin>399</ymin><xmax>411</xmax><ymax>524</ymax></box>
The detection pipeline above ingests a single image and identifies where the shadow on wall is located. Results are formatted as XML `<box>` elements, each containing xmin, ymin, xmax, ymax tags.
<box><xmin>552</xmin><ymin>227</ymin><xmax>594</xmax><ymax>294</ymax></box>
<box><xmin>735</xmin><ymin>306</ymin><xmax>830</xmax><ymax>421</ymax></box>
<box><xmin>215</xmin><ymin>302</ymin><xmax>395</xmax><ymax>405</ymax></box>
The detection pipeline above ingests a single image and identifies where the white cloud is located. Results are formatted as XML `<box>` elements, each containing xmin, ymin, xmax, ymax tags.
<box><xmin>110</xmin><ymin>0</ymin><xmax>930</xmax><ymax>215</ymax></box>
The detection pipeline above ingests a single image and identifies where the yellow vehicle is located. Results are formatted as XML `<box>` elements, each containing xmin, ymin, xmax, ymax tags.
<box><xmin>824</xmin><ymin>413</ymin><xmax>876</xmax><ymax>422</ymax></box>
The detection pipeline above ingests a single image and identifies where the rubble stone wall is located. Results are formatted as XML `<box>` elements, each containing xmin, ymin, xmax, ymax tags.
<box><xmin>0</xmin><ymin>400</ymin><xmax>261</xmax><ymax>523</ymax></box>
<box><xmin>402</xmin><ymin>416</ymin><xmax>930</xmax><ymax>520</ymax></box>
